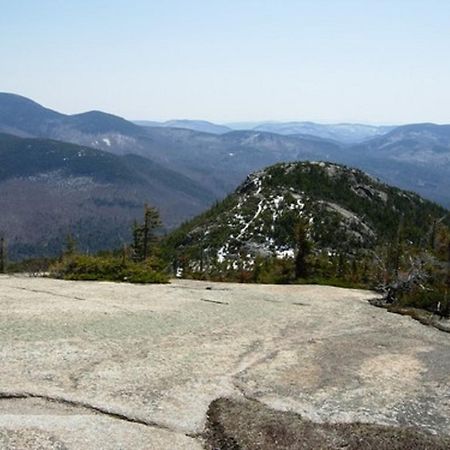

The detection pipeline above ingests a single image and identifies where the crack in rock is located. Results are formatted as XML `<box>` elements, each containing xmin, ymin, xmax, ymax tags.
<box><xmin>0</xmin><ymin>391</ymin><xmax>193</xmax><ymax>439</ymax></box>
<box><xmin>4</xmin><ymin>285</ymin><xmax>138</xmax><ymax>314</ymax></box>
<box><xmin>200</xmin><ymin>298</ymin><xmax>229</xmax><ymax>306</ymax></box>
<box><xmin>4</xmin><ymin>285</ymin><xmax>85</xmax><ymax>301</ymax></box>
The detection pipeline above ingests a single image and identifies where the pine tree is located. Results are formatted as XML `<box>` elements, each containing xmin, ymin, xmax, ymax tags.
<box><xmin>293</xmin><ymin>218</ymin><xmax>311</xmax><ymax>279</ymax></box>
<box><xmin>337</xmin><ymin>252</ymin><xmax>346</xmax><ymax>279</ymax></box>
<box><xmin>132</xmin><ymin>204</ymin><xmax>162</xmax><ymax>261</ymax></box>
<box><xmin>388</xmin><ymin>218</ymin><xmax>404</xmax><ymax>280</ymax></box>
<box><xmin>131</xmin><ymin>220</ymin><xmax>143</xmax><ymax>261</ymax></box>
<box><xmin>63</xmin><ymin>234</ymin><xmax>77</xmax><ymax>257</ymax></box>
<box><xmin>429</xmin><ymin>219</ymin><xmax>437</xmax><ymax>250</ymax></box>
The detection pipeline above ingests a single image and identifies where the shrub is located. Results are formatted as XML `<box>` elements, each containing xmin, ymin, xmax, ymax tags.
<box><xmin>49</xmin><ymin>254</ymin><xmax>168</xmax><ymax>284</ymax></box>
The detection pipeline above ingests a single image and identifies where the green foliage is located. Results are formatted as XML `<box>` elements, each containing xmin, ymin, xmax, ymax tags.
<box><xmin>132</xmin><ymin>205</ymin><xmax>162</xmax><ymax>261</ymax></box>
<box><xmin>64</xmin><ymin>234</ymin><xmax>77</xmax><ymax>257</ymax></box>
<box><xmin>6</xmin><ymin>256</ymin><xmax>56</xmax><ymax>274</ymax></box>
<box><xmin>160</xmin><ymin>194</ymin><xmax>237</xmax><ymax>264</ymax></box>
<box><xmin>293</xmin><ymin>218</ymin><xmax>312</xmax><ymax>279</ymax></box>
<box><xmin>252</xmin><ymin>257</ymin><xmax>294</xmax><ymax>284</ymax></box>
<box><xmin>265</xmin><ymin>162</ymin><xmax>450</xmax><ymax>246</ymax></box>
<box><xmin>50</xmin><ymin>254</ymin><xmax>168</xmax><ymax>284</ymax></box>
<box><xmin>396</xmin><ymin>286</ymin><xmax>446</xmax><ymax>312</ymax></box>
<box><xmin>48</xmin><ymin>206</ymin><xmax>168</xmax><ymax>284</ymax></box>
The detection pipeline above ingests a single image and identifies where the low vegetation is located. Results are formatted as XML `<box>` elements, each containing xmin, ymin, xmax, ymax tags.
<box><xmin>50</xmin><ymin>254</ymin><xmax>168</xmax><ymax>283</ymax></box>
<box><xmin>49</xmin><ymin>205</ymin><xmax>169</xmax><ymax>283</ymax></box>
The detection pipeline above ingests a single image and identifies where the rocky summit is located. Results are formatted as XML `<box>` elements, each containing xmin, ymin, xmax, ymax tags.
<box><xmin>166</xmin><ymin>161</ymin><xmax>448</xmax><ymax>270</ymax></box>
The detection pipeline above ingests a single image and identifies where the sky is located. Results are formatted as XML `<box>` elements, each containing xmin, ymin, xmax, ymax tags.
<box><xmin>1</xmin><ymin>0</ymin><xmax>450</xmax><ymax>124</ymax></box>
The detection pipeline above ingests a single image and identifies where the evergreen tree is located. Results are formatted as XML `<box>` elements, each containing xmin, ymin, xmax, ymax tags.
<box><xmin>132</xmin><ymin>204</ymin><xmax>162</xmax><ymax>261</ymax></box>
<box><xmin>293</xmin><ymin>218</ymin><xmax>311</xmax><ymax>279</ymax></box>
<box><xmin>64</xmin><ymin>234</ymin><xmax>77</xmax><ymax>257</ymax></box>
<box><xmin>337</xmin><ymin>252</ymin><xmax>346</xmax><ymax>279</ymax></box>
<box><xmin>387</xmin><ymin>218</ymin><xmax>404</xmax><ymax>280</ymax></box>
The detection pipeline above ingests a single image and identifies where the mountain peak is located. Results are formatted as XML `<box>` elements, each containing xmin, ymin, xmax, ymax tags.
<box><xmin>0</xmin><ymin>92</ymin><xmax>62</xmax><ymax>136</ymax></box>
<box><xmin>166</xmin><ymin>161</ymin><xmax>447</xmax><ymax>270</ymax></box>
<box><xmin>68</xmin><ymin>110</ymin><xmax>142</xmax><ymax>135</ymax></box>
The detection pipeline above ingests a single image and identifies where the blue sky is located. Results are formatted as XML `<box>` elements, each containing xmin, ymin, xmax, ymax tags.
<box><xmin>1</xmin><ymin>0</ymin><xmax>450</xmax><ymax>123</ymax></box>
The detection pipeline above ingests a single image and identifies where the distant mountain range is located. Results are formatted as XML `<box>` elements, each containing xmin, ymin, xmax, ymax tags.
<box><xmin>0</xmin><ymin>93</ymin><xmax>348</xmax><ymax>197</ymax></box>
<box><xmin>1</xmin><ymin>92</ymin><xmax>449</xmax><ymax>259</ymax></box>
<box><xmin>134</xmin><ymin>119</ymin><xmax>232</xmax><ymax>135</ymax></box>
<box><xmin>135</xmin><ymin>118</ymin><xmax>394</xmax><ymax>143</ymax></box>
<box><xmin>228</xmin><ymin>121</ymin><xmax>395</xmax><ymax>143</ymax></box>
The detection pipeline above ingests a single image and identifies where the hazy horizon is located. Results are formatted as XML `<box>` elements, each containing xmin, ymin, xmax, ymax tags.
<box><xmin>1</xmin><ymin>92</ymin><xmax>407</xmax><ymax>126</ymax></box>
<box><xmin>2</xmin><ymin>1</ymin><xmax>450</xmax><ymax>124</ymax></box>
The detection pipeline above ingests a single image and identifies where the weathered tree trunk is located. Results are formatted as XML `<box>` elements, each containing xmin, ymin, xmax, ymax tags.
<box><xmin>378</xmin><ymin>257</ymin><xmax>428</xmax><ymax>305</ymax></box>
<box><xmin>0</xmin><ymin>236</ymin><xmax>5</xmax><ymax>273</ymax></box>
<box><xmin>142</xmin><ymin>204</ymin><xmax>150</xmax><ymax>260</ymax></box>
<box><xmin>443</xmin><ymin>242</ymin><xmax>450</xmax><ymax>317</ymax></box>
<box><xmin>294</xmin><ymin>219</ymin><xmax>311</xmax><ymax>279</ymax></box>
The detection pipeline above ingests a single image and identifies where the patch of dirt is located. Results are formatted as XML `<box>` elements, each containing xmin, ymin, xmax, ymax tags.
<box><xmin>204</xmin><ymin>398</ymin><xmax>450</xmax><ymax>450</ymax></box>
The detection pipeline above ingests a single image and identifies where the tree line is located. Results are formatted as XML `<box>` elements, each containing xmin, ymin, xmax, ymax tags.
<box><xmin>2</xmin><ymin>205</ymin><xmax>450</xmax><ymax>319</ymax></box>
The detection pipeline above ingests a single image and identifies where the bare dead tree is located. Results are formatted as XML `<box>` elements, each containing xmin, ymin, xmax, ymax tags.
<box><xmin>0</xmin><ymin>236</ymin><xmax>5</xmax><ymax>274</ymax></box>
<box><xmin>378</xmin><ymin>255</ymin><xmax>429</xmax><ymax>304</ymax></box>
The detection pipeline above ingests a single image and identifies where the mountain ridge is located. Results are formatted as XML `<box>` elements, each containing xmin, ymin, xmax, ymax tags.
<box><xmin>135</xmin><ymin>119</ymin><xmax>232</xmax><ymax>135</ymax></box>
<box><xmin>2</xmin><ymin>92</ymin><xmax>450</xmax><ymax>214</ymax></box>
<box><xmin>165</xmin><ymin>161</ymin><xmax>449</xmax><ymax>272</ymax></box>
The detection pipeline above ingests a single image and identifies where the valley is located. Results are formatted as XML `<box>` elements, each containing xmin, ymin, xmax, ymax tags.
<box><xmin>0</xmin><ymin>133</ymin><xmax>215</xmax><ymax>259</ymax></box>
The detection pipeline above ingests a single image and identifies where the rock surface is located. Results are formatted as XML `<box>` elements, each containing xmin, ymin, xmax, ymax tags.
<box><xmin>0</xmin><ymin>275</ymin><xmax>449</xmax><ymax>449</ymax></box>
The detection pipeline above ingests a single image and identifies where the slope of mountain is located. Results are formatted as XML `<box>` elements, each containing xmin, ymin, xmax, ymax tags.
<box><xmin>0</xmin><ymin>93</ymin><xmax>144</xmax><ymax>136</ymax></box>
<box><xmin>166</xmin><ymin>162</ymin><xmax>449</xmax><ymax>268</ymax></box>
<box><xmin>0</xmin><ymin>93</ymin><xmax>148</xmax><ymax>154</ymax></box>
<box><xmin>355</xmin><ymin>123</ymin><xmax>450</xmax><ymax>161</ymax></box>
<box><xmin>0</xmin><ymin>133</ymin><xmax>215</xmax><ymax>260</ymax></box>
<box><xmin>343</xmin><ymin>123</ymin><xmax>450</xmax><ymax>208</ymax></box>
<box><xmin>0</xmin><ymin>93</ymin><xmax>62</xmax><ymax>137</ymax></box>
<box><xmin>135</xmin><ymin>119</ymin><xmax>232</xmax><ymax>134</ymax></box>
<box><xmin>250</xmin><ymin>122</ymin><xmax>395</xmax><ymax>143</ymax></box>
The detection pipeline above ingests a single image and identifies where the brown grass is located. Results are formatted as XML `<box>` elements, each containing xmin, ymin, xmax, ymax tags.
<box><xmin>203</xmin><ymin>398</ymin><xmax>450</xmax><ymax>450</ymax></box>
<box><xmin>387</xmin><ymin>306</ymin><xmax>450</xmax><ymax>333</ymax></box>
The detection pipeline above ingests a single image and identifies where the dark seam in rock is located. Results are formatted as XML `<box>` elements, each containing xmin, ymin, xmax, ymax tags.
<box><xmin>200</xmin><ymin>298</ymin><xmax>229</xmax><ymax>305</ymax></box>
<box><xmin>0</xmin><ymin>392</ymin><xmax>194</xmax><ymax>439</ymax></box>
<box><xmin>5</xmin><ymin>286</ymin><xmax>85</xmax><ymax>301</ymax></box>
